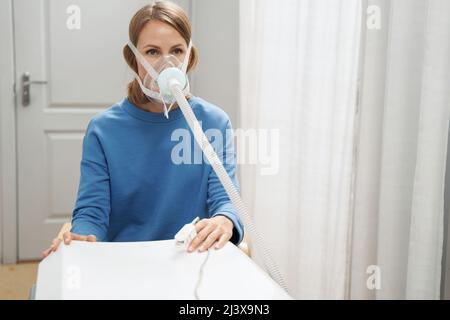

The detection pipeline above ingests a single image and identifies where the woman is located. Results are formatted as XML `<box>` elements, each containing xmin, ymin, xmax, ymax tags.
<box><xmin>42</xmin><ymin>1</ymin><xmax>243</xmax><ymax>257</ymax></box>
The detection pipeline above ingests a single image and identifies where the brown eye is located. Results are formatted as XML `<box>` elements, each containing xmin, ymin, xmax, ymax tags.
<box><xmin>146</xmin><ymin>48</ymin><xmax>159</xmax><ymax>56</ymax></box>
<box><xmin>173</xmin><ymin>48</ymin><xmax>183</xmax><ymax>55</ymax></box>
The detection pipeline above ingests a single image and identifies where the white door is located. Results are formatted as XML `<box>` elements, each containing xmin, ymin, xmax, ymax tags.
<box><xmin>14</xmin><ymin>0</ymin><xmax>190</xmax><ymax>260</ymax></box>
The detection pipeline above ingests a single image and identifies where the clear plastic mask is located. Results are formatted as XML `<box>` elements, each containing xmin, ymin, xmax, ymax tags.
<box><xmin>127</xmin><ymin>40</ymin><xmax>192</xmax><ymax>118</ymax></box>
<box><xmin>142</xmin><ymin>55</ymin><xmax>187</xmax><ymax>95</ymax></box>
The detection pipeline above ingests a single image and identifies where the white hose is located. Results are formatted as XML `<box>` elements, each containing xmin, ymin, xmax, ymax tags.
<box><xmin>169</xmin><ymin>79</ymin><xmax>288</xmax><ymax>292</ymax></box>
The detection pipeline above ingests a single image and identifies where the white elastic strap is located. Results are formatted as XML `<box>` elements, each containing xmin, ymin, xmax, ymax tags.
<box><xmin>130</xmin><ymin>68</ymin><xmax>189</xmax><ymax>117</ymax></box>
<box><xmin>181</xmin><ymin>40</ymin><xmax>193</xmax><ymax>74</ymax></box>
<box><xmin>127</xmin><ymin>41</ymin><xmax>160</xmax><ymax>80</ymax></box>
<box><xmin>129</xmin><ymin>68</ymin><xmax>161</xmax><ymax>101</ymax></box>
<box><xmin>160</xmin><ymin>93</ymin><xmax>169</xmax><ymax>119</ymax></box>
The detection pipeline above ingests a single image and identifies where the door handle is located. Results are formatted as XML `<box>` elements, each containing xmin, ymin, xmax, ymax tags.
<box><xmin>22</xmin><ymin>72</ymin><xmax>47</xmax><ymax>107</ymax></box>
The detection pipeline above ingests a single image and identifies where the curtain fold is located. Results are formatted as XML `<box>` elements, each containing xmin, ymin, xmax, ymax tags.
<box><xmin>240</xmin><ymin>0</ymin><xmax>450</xmax><ymax>299</ymax></box>
<box><xmin>239</xmin><ymin>0</ymin><xmax>362</xmax><ymax>299</ymax></box>
<box><xmin>351</xmin><ymin>0</ymin><xmax>450</xmax><ymax>299</ymax></box>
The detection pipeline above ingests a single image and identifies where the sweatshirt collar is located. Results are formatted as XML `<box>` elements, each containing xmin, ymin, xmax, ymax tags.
<box><xmin>121</xmin><ymin>97</ymin><xmax>189</xmax><ymax>123</ymax></box>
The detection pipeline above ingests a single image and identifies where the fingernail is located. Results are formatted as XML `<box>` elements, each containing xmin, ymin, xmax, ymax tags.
<box><xmin>199</xmin><ymin>246</ymin><xmax>204</xmax><ymax>252</ymax></box>
<box><xmin>188</xmin><ymin>247</ymin><xmax>193</xmax><ymax>252</ymax></box>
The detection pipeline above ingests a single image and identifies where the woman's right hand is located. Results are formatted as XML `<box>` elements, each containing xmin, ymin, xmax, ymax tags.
<box><xmin>42</xmin><ymin>232</ymin><xmax>97</xmax><ymax>258</ymax></box>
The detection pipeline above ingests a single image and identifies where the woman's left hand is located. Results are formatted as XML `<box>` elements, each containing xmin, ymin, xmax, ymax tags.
<box><xmin>188</xmin><ymin>215</ymin><xmax>234</xmax><ymax>252</ymax></box>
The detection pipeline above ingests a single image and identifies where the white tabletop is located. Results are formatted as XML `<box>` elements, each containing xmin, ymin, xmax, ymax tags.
<box><xmin>36</xmin><ymin>239</ymin><xmax>291</xmax><ymax>300</ymax></box>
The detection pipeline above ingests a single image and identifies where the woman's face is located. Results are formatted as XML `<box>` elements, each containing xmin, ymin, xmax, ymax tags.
<box><xmin>136</xmin><ymin>20</ymin><xmax>188</xmax><ymax>80</ymax></box>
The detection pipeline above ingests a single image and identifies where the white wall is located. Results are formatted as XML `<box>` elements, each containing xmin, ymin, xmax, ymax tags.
<box><xmin>190</xmin><ymin>0</ymin><xmax>240</xmax><ymax>126</ymax></box>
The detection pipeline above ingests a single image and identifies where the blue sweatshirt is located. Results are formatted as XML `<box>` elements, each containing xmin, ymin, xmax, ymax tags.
<box><xmin>71</xmin><ymin>96</ymin><xmax>244</xmax><ymax>245</ymax></box>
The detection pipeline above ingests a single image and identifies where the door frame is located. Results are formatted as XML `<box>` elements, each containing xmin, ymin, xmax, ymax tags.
<box><xmin>0</xmin><ymin>0</ymin><xmax>18</xmax><ymax>264</ymax></box>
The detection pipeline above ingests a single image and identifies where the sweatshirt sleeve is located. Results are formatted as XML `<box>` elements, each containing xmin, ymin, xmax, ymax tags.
<box><xmin>71</xmin><ymin>118</ymin><xmax>111</xmax><ymax>241</ymax></box>
<box><xmin>206</xmin><ymin>119</ymin><xmax>244</xmax><ymax>245</ymax></box>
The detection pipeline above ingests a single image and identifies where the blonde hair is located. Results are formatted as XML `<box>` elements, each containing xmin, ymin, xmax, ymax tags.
<box><xmin>123</xmin><ymin>1</ymin><xmax>199</xmax><ymax>106</ymax></box>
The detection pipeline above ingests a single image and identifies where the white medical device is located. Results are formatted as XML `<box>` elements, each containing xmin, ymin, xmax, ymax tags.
<box><xmin>174</xmin><ymin>217</ymin><xmax>199</xmax><ymax>249</ymax></box>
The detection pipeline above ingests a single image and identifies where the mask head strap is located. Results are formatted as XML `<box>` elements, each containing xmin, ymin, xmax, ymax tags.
<box><xmin>181</xmin><ymin>40</ymin><xmax>193</xmax><ymax>74</ymax></box>
<box><xmin>127</xmin><ymin>41</ymin><xmax>160</xmax><ymax>80</ymax></box>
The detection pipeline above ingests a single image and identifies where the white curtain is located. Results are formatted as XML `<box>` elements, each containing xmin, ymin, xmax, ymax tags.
<box><xmin>239</xmin><ymin>0</ymin><xmax>450</xmax><ymax>300</ymax></box>
<box><xmin>239</xmin><ymin>0</ymin><xmax>362</xmax><ymax>299</ymax></box>
<box><xmin>351</xmin><ymin>0</ymin><xmax>450</xmax><ymax>299</ymax></box>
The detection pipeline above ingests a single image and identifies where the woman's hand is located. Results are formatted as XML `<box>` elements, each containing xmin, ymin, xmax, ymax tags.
<box><xmin>41</xmin><ymin>232</ymin><xmax>97</xmax><ymax>258</ymax></box>
<box><xmin>188</xmin><ymin>215</ymin><xmax>234</xmax><ymax>252</ymax></box>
